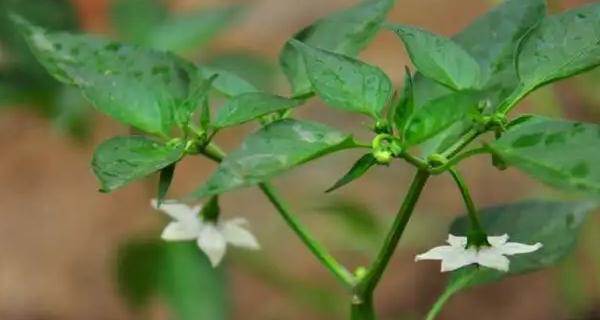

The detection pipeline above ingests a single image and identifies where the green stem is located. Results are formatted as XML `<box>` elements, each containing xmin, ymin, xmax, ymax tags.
<box><xmin>352</xmin><ymin>170</ymin><xmax>430</xmax><ymax>318</ymax></box>
<box><xmin>258</xmin><ymin>182</ymin><xmax>355</xmax><ymax>287</ymax></box>
<box><xmin>440</xmin><ymin>129</ymin><xmax>481</xmax><ymax>159</ymax></box>
<box><xmin>201</xmin><ymin>142</ymin><xmax>355</xmax><ymax>288</ymax></box>
<box><xmin>448</xmin><ymin>168</ymin><xmax>487</xmax><ymax>243</ymax></box>
<box><xmin>431</xmin><ymin>147</ymin><xmax>489</xmax><ymax>175</ymax></box>
<box><xmin>424</xmin><ymin>269</ymin><xmax>477</xmax><ymax>320</ymax></box>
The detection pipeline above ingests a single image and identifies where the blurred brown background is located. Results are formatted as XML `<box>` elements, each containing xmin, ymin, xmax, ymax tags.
<box><xmin>1</xmin><ymin>0</ymin><xmax>600</xmax><ymax>319</ymax></box>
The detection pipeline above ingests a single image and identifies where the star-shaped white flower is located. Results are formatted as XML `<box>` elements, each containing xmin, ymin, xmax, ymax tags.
<box><xmin>151</xmin><ymin>199</ymin><xmax>260</xmax><ymax>267</ymax></box>
<box><xmin>415</xmin><ymin>234</ymin><xmax>542</xmax><ymax>272</ymax></box>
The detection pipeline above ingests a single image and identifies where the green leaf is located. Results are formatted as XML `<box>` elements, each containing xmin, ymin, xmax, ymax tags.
<box><xmin>517</xmin><ymin>3</ymin><xmax>600</xmax><ymax>93</ymax></box>
<box><xmin>291</xmin><ymin>40</ymin><xmax>392</xmax><ymax>118</ymax></box>
<box><xmin>51</xmin><ymin>86</ymin><xmax>91</xmax><ymax>139</ymax></box>
<box><xmin>146</xmin><ymin>5</ymin><xmax>244</xmax><ymax>54</ymax></box>
<box><xmin>110</xmin><ymin>0</ymin><xmax>167</xmax><ymax>44</ymax></box>
<box><xmin>199</xmin><ymin>65</ymin><xmax>258</xmax><ymax>97</ymax></box>
<box><xmin>116</xmin><ymin>239</ymin><xmax>228</xmax><ymax>319</ymax></box>
<box><xmin>213</xmin><ymin>92</ymin><xmax>302</xmax><ymax>129</ymax></box>
<box><xmin>192</xmin><ymin>119</ymin><xmax>357</xmax><ymax>197</ymax></box>
<box><xmin>14</xmin><ymin>17</ymin><xmax>201</xmax><ymax>136</ymax></box>
<box><xmin>404</xmin><ymin>91</ymin><xmax>479</xmax><ymax>146</ymax></box>
<box><xmin>391</xmin><ymin>68</ymin><xmax>415</xmax><ymax>136</ymax></box>
<box><xmin>159</xmin><ymin>242</ymin><xmax>229</xmax><ymax>320</ymax></box>
<box><xmin>454</xmin><ymin>0</ymin><xmax>546</xmax><ymax>84</ymax></box>
<box><xmin>428</xmin><ymin>200</ymin><xmax>597</xmax><ymax>318</ymax></box>
<box><xmin>325</xmin><ymin>153</ymin><xmax>377</xmax><ymax>193</ymax></box>
<box><xmin>408</xmin><ymin>0</ymin><xmax>546</xmax><ymax>156</ymax></box>
<box><xmin>157</xmin><ymin>163</ymin><xmax>176</xmax><ymax>206</ymax></box>
<box><xmin>279</xmin><ymin>0</ymin><xmax>394</xmax><ymax>97</ymax></box>
<box><xmin>92</xmin><ymin>136</ymin><xmax>184</xmax><ymax>192</ymax></box>
<box><xmin>387</xmin><ymin>24</ymin><xmax>480</xmax><ymax>90</ymax></box>
<box><xmin>207</xmin><ymin>51</ymin><xmax>277</xmax><ymax>90</ymax></box>
<box><xmin>488</xmin><ymin>116</ymin><xmax>600</xmax><ymax>197</ymax></box>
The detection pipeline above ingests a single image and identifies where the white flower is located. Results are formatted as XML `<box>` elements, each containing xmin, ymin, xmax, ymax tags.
<box><xmin>415</xmin><ymin>234</ymin><xmax>542</xmax><ymax>272</ymax></box>
<box><xmin>151</xmin><ymin>199</ymin><xmax>260</xmax><ymax>267</ymax></box>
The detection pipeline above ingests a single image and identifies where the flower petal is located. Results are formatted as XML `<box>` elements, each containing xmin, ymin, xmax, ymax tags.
<box><xmin>415</xmin><ymin>245</ymin><xmax>457</xmax><ymax>261</ymax></box>
<box><xmin>440</xmin><ymin>248</ymin><xmax>477</xmax><ymax>272</ymax></box>
<box><xmin>498</xmin><ymin>242</ymin><xmax>543</xmax><ymax>256</ymax></box>
<box><xmin>476</xmin><ymin>247</ymin><xmax>510</xmax><ymax>272</ymax></box>
<box><xmin>151</xmin><ymin>199</ymin><xmax>201</xmax><ymax>222</ymax></box>
<box><xmin>446</xmin><ymin>234</ymin><xmax>467</xmax><ymax>247</ymax></box>
<box><xmin>196</xmin><ymin>224</ymin><xmax>227</xmax><ymax>267</ymax></box>
<box><xmin>487</xmin><ymin>234</ymin><xmax>509</xmax><ymax>246</ymax></box>
<box><xmin>221</xmin><ymin>219</ymin><xmax>260</xmax><ymax>250</ymax></box>
<box><xmin>161</xmin><ymin>221</ymin><xmax>201</xmax><ymax>241</ymax></box>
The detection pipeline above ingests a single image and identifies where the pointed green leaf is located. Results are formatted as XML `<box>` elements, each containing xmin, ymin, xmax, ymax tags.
<box><xmin>391</xmin><ymin>68</ymin><xmax>415</xmax><ymax>136</ymax></box>
<box><xmin>488</xmin><ymin>116</ymin><xmax>600</xmax><ymax>197</ymax></box>
<box><xmin>455</xmin><ymin>0</ymin><xmax>546</xmax><ymax>84</ymax></box>
<box><xmin>387</xmin><ymin>24</ymin><xmax>480</xmax><ymax>90</ymax></box>
<box><xmin>157</xmin><ymin>163</ymin><xmax>176</xmax><ymax>206</ymax></box>
<box><xmin>429</xmin><ymin>200</ymin><xmax>597</xmax><ymax>316</ymax></box>
<box><xmin>110</xmin><ymin>0</ymin><xmax>167</xmax><ymax>44</ymax></box>
<box><xmin>325</xmin><ymin>153</ymin><xmax>377</xmax><ymax>193</ymax></box>
<box><xmin>404</xmin><ymin>91</ymin><xmax>479</xmax><ymax>146</ymax></box>
<box><xmin>213</xmin><ymin>92</ymin><xmax>302</xmax><ymax>129</ymax></box>
<box><xmin>147</xmin><ymin>5</ymin><xmax>244</xmax><ymax>53</ymax></box>
<box><xmin>192</xmin><ymin>119</ymin><xmax>357</xmax><ymax>197</ymax></box>
<box><xmin>14</xmin><ymin>17</ymin><xmax>199</xmax><ymax>136</ymax></box>
<box><xmin>291</xmin><ymin>40</ymin><xmax>392</xmax><ymax>118</ymax></box>
<box><xmin>206</xmin><ymin>52</ymin><xmax>277</xmax><ymax>90</ymax></box>
<box><xmin>199</xmin><ymin>65</ymin><xmax>258</xmax><ymax>97</ymax></box>
<box><xmin>279</xmin><ymin>0</ymin><xmax>394</xmax><ymax>97</ymax></box>
<box><xmin>92</xmin><ymin>136</ymin><xmax>184</xmax><ymax>192</ymax></box>
<box><xmin>517</xmin><ymin>3</ymin><xmax>600</xmax><ymax>93</ymax></box>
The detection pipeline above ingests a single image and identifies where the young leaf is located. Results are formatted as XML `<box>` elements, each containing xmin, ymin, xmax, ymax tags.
<box><xmin>213</xmin><ymin>92</ymin><xmax>302</xmax><ymax>129</ymax></box>
<box><xmin>198</xmin><ymin>66</ymin><xmax>258</xmax><ymax>97</ymax></box>
<box><xmin>291</xmin><ymin>40</ymin><xmax>392</xmax><ymax>118</ymax></box>
<box><xmin>391</xmin><ymin>68</ymin><xmax>415</xmax><ymax>136</ymax></box>
<box><xmin>488</xmin><ymin>116</ymin><xmax>600</xmax><ymax>197</ymax></box>
<box><xmin>387</xmin><ymin>24</ymin><xmax>480</xmax><ymax>90</ymax></box>
<box><xmin>191</xmin><ymin>119</ymin><xmax>358</xmax><ymax>197</ymax></box>
<box><xmin>517</xmin><ymin>3</ymin><xmax>600</xmax><ymax>94</ymax></box>
<box><xmin>325</xmin><ymin>153</ymin><xmax>377</xmax><ymax>193</ymax></box>
<box><xmin>157</xmin><ymin>163</ymin><xmax>176</xmax><ymax>207</ymax></box>
<box><xmin>176</xmin><ymin>74</ymin><xmax>216</xmax><ymax>129</ymax></box>
<box><xmin>92</xmin><ymin>136</ymin><xmax>184</xmax><ymax>192</ymax></box>
<box><xmin>279</xmin><ymin>0</ymin><xmax>394</xmax><ymax>97</ymax></box>
<box><xmin>110</xmin><ymin>0</ymin><xmax>167</xmax><ymax>44</ymax></box>
<box><xmin>14</xmin><ymin>17</ymin><xmax>198</xmax><ymax>136</ymax></box>
<box><xmin>404</xmin><ymin>91</ymin><xmax>479</xmax><ymax>146</ymax></box>
<box><xmin>452</xmin><ymin>200</ymin><xmax>596</xmax><ymax>287</ymax></box>
<box><xmin>199</xmin><ymin>97</ymin><xmax>211</xmax><ymax>131</ymax></box>
<box><xmin>146</xmin><ymin>5</ymin><xmax>244</xmax><ymax>54</ymax></box>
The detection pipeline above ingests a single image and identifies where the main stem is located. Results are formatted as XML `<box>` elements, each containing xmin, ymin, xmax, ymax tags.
<box><xmin>351</xmin><ymin>170</ymin><xmax>430</xmax><ymax>319</ymax></box>
<box><xmin>202</xmin><ymin>143</ymin><xmax>355</xmax><ymax>287</ymax></box>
